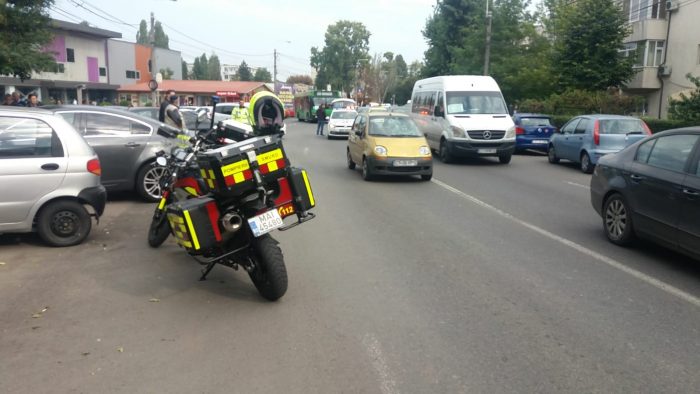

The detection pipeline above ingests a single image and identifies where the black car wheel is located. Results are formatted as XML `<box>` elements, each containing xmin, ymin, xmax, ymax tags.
<box><xmin>37</xmin><ymin>201</ymin><xmax>92</xmax><ymax>247</ymax></box>
<box><xmin>603</xmin><ymin>194</ymin><xmax>635</xmax><ymax>245</ymax></box>
<box><xmin>347</xmin><ymin>149</ymin><xmax>356</xmax><ymax>170</ymax></box>
<box><xmin>499</xmin><ymin>153</ymin><xmax>512</xmax><ymax>164</ymax></box>
<box><xmin>137</xmin><ymin>163</ymin><xmax>167</xmax><ymax>202</ymax></box>
<box><xmin>548</xmin><ymin>145</ymin><xmax>560</xmax><ymax>164</ymax></box>
<box><xmin>439</xmin><ymin>140</ymin><xmax>454</xmax><ymax>163</ymax></box>
<box><xmin>361</xmin><ymin>157</ymin><xmax>373</xmax><ymax>181</ymax></box>
<box><xmin>580</xmin><ymin>152</ymin><xmax>594</xmax><ymax>174</ymax></box>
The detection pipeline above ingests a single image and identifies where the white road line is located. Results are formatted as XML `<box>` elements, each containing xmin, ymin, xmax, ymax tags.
<box><xmin>431</xmin><ymin>178</ymin><xmax>700</xmax><ymax>308</ymax></box>
<box><xmin>566</xmin><ymin>181</ymin><xmax>590</xmax><ymax>189</ymax></box>
<box><xmin>362</xmin><ymin>333</ymin><xmax>399</xmax><ymax>394</ymax></box>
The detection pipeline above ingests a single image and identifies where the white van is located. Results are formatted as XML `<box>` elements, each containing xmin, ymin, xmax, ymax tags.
<box><xmin>411</xmin><ymin>75</ymin><xmax>515</xmax><ymax>163</ymax></box>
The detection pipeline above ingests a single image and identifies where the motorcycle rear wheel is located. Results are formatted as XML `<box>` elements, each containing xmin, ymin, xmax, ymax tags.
<box><xmin>248</xmin><ymin>234</ymin><xmax>288</xmax><ymax>301</ymax></box>
<box><xmin>148</xmin><ymin>210</ymin><xmax>171</xmax><ymax>248</ymax></box>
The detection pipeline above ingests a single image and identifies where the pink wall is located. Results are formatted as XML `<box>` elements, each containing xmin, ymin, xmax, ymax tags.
<box><xmin>46</xmin><ymin>35</ymin><xmax>66</xmax><ymax>62</ymax></box>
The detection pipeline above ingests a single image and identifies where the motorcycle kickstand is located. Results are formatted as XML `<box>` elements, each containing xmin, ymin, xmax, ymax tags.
<box><xmin>199</xmin><ymin>261</ymin><xmax>218</xmax><ymax>281</ymax></box>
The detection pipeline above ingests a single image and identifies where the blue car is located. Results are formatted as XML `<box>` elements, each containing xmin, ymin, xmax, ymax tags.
<box><xmin>548</xmin><ymin>114</ymin><xmax>652</xmax><ymax>173</ymax></box>
<box><xmin>513</xmin><ymin>113</ymin><xmax>557</xmax><ymax>152</ymax></box>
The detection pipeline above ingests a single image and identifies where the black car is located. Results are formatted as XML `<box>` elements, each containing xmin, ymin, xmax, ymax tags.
<box><xmin>42</xmin><ymin>105</ymin><xmax>190</xmax><ymax>201</ymax></box>
<box><xmin>590</xmin><ymin>127</ymin><xmax>700</xmax><ymax>259</ymax></box>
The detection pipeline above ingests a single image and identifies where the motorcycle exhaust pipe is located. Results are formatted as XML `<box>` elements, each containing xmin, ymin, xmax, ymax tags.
<box><xmin>221</xmin><ymin>212</ymin><xmax>243</xmax><ymax>233</ymax></box>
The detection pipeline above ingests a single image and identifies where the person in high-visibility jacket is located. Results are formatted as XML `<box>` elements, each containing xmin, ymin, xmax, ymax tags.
<box><xmin>231</xmin><ymin>100</ymin><xmax>249</xmax><ymax>124</ymax></box>
<box><xmin>248</xmin><ymin>91</ymin><xmax>285</xmax><ymax>136</ymax></box>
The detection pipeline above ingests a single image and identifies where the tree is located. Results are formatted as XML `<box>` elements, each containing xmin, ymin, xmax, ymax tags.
<box><xmin>236</xmin><ymin>61</ymin><xmax>252</xmax><ymax>81</ymax></box>
<box><xmin>207</xmin><ymin>53</ymin><xmax>221</xmax><ymax>80</ymax></box>
<box><xmin>668</xmin><ymin>74</ymin><xmax>700</xmax><ymax>122</ymax></box>
<box><xmin>181</xmin><ymin>60</ymin><xmax>189</xmax><ymax>80</ymax></box>
<box><xmin>159</xmin><ymin>67</ymin><xmax>173</xmax><ymax>80</ymax></box>
<box><xmin>286</xmin><ymin>75</ymin><xmax>313</xmax><ymax>85</ymax></box>
<box><xmin>551</xmin><ymin>0</ymin><xmax>634</xmax><ymax>90</ymax></box>
<box><xmin>310</xmin><ymin>20</ymin><xmax>371</xmax><ymax>93</ymax></box>
<box><xmin>191</xmin><ymin>53</ymin><xmax>208</xmax><ymax>80</ymax></box>
<box><xmin>136</xmin><ymin>20</ymin><xmax>149</xmax><ymax>44</ymax></box>
<box><xmin>253</xmin><ymin>67</ymin><xmax>272</xmax><ymax>82</ymax></box>
<box><xmin>395</xmin><ymin>54</ymin><xmax>408</xmax><ymax>79</ymax></box>
<box><xmin>0</xmin><ymin>0</ymin><xmax>57</xmax><ymax>81</ymax></box>
<box><xmin>153</xmin><ymin>21</ymin><xmax>169</xmax><ymax>49</ymax></box>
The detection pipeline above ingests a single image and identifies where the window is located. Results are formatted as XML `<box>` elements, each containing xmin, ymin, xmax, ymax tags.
<box><xmin>635</xmin><ymin>139</ymin><xmax>655</xmax><ymax>163</ymax></box>
<box><xmin>646</xmin><ymin>134</ymin><xmax>700</xmax><ymax>172</ymax></box>
<box><xmin>0</xmin><ymin>117</ymin><xmax>60</xmax><ymax>158</ymax></box>
<box><xmin>99</xmin><ymin>67</ymin><xmax>106</xmax><ymax>77</ymax></box>
<box><xmin>131</xmin><ymin>121</ymin><xmax>151</xmax><ymax>135</ymax></box>
<box><xmin>412</xmin><ymin>91</ymin><xmax>436</xmax><ymax>115</ymax></box>
<box><xmin>645</xmin><ymin>41</ymin><xmax>664</xmax><ymax>67</ymax></box>
<box><xmin>574</xmin><ymin>119</ymin><xmax>589</xmax><ymax>134</ymax></box>
<box><xmin>51</xmin><ymin>63</ymin><xmax>65</xmax><ymax>73</ymax></box>
<box><xmin>126</xmin><ymin>70</ymin><xmax>140</xmax><ymax>79</ymax></box>
<box><xmin>629</xmin><ymin>0</ymin><xmax>666</xmax><ymax>22</ymax></box>
<box><xmin>136</xmin><ymin>71</ymin><xmax>141</xmax><ymax>79</ymax></box>
<box><xmin>66</xmin><ymin>48</ymin><xmax>75</xmax><ymax>63</ymax></box>
<box><xmin>84</xmin><ymin>113</ymin><xmax>132</xmax><ymax>136</ymax></box>
<box><xmin>561</xmin><ymin>119</ymin><xmax>580</xmax><ymax>134</ymax></box>
<box><xmin>445</xmin><ymin>91</ymin><xmax>507</xmax><ymax>115</ymax></box>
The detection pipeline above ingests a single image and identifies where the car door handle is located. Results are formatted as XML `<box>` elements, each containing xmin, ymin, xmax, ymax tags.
<box><xmin>124</xmin><ymin>142</ymin><xmax>141</xmax><ymax>147</ymax></box>
<box><xmin>41</xmin><ymin>163</ymin><xmax>59</xmax><ymax>171</ymax></box>
<box><xmin>630</xmin><ymin>174</ymin><xmax>644</xmax><ymax>182</ymax></box>
<box><xmin>683</xmin><ymin>188</ymin><xmax>699</xmax><ymax>197</ymax></box>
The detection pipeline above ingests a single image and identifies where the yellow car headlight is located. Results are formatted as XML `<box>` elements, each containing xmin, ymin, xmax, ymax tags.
<box><xmin>419</xmin><ymin>146</ymin><xmax>431</xmax><ymax>156</ymax></box>
<box><xmin>374</xmin><ymin>145</ymin><xmax>388</xmax><ymax>156</ymax></box>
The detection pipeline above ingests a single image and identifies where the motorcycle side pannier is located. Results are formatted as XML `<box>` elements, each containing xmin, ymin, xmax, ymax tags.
<box><xmin>166</xmin><ymin>196</ymin><xmax>222</xmax><ymax>254</ymax></box>
<box><xmin>287</xmin><ymin>167</ymin><xmax>315</xmax><ymax>212</ymax></box>
<box><xmin>197</xmin><ymin>136</ymin><xmax>289</xmax><ymax>197</ymax></box>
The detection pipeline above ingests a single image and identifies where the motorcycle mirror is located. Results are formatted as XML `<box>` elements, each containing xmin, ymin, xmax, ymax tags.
<box><xmin>156</xmin><ymin>157</ymin><xmax>167</xmax><ymax>166</ymax></box>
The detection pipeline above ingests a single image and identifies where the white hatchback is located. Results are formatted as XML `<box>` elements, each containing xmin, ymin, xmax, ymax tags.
<box><xmin>327</xmin><ymin>109</ymin><xmax>357</xmax><ymax>139</ymax></box>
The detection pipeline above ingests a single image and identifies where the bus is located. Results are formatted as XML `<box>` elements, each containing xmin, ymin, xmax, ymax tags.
<box><xmin>293</xmin><ymin>90</ymin><xmax>342</xmax><ymax>122</ymax></box>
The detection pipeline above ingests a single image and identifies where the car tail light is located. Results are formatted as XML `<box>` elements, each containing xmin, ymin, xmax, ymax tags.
<box><xmin>87</xmin><ymin>158</ymin><xmax>101</xmax><ymax>176</ymax></box>
<box><xmin>515</xmin><ymin>126</ymin><xmax>525</xmax><ymax>135</ymax></box>
<box><xmin>642</xmin><ymin>121</ymin><xmax>652</xmax><ymax>135</ymax></box>
<box><xmin>593</xmin><ymin>120</ymin><xmax>600</xmax><ymax>145</ymax></box>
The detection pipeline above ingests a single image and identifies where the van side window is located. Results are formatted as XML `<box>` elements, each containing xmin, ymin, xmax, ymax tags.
<box><xmin>412</xmin><ymin>91</ymin><xmax>435</xmax><ymax>116</ymax></box>
<box><xmin>435</xmin><ymin>93</ymin><xmax>445</xmax><ymax>117</ymax></box>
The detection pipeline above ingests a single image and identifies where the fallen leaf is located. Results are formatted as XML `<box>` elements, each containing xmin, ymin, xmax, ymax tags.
<box><xmin>149</xmin><ymin>298</ymin><xmax>160</xmax><ymax>303</ymax></box>
<box><xmin>31</xmin><ymin>314</ymin><xmax>42</xmax><ymax>318</ymax></box>
<box><xmin>116</xmin><ymin>347</ymin><xmax>124</xmax><ymax>353</ymax></box>
<box><xmin>31</xmin><ymin>326</ymin><xmax>40</xmax><ymax>330</ymax></box>
<box><xmin>82</xmin><ymin>352</ymin><xmax>90</xmax><ymax>356</ymax></box>
<box><xmin>41</xmin><ymin>307</ymin><xmax>49</xmax><ymax>313</ymax></box>
<box><xmin>0</xmin><ymin>262</ymin><xmax>6</xmax><ymax>265</ymax></box>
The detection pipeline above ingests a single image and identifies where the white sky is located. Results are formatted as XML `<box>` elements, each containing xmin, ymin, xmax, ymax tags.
<box><xmin>50</xmin><ymin>0</ymin><xmax>438</xmax><ymax>80</ymax></box>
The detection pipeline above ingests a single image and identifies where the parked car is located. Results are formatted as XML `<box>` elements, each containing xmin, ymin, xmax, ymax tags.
<box><xmin>181</xmin><ymin>105</ymin><xmax>229</xmax><ymax>125</ymax></box>
<box><xmin>42</xmin><ymin>105</ymin><xmax>190</xmax><ymax>202</ymax></box>
<box><xmin>347</xmin><ymin>112</ymin><xmax>433</xmax><ymax>181</ymax></box>
<box><xmin>590</xmin><ymin>127</ymin><xmax>700</xmax><ymax>260</ymax></box>
<box><xmin>327</xmin><ymin>109</ymin><xmax>357</xmax><ymax>139</ymax></box>
<box><xmin>284</xmin><ymin>103</ymin><xmax>295</xmax><ymax>119</ymax></box>
<box><xmin>0</xmin><ymin>107</ymin><xmax>106</xmax><ymax>246</ymax></box>
<box><xmin>512</xmin><ymin>113</ymin><xmax>557</xmax><ymax>152</ymax></box>
<box><xmin>548</xmin><ymin>114</ymin><xmax>652</xmax><ymax>173</ymax></box>
<box><xmin>128</xmin><ymin>106</ymin><xmax>159</xmax><ymax>120</ymax></box>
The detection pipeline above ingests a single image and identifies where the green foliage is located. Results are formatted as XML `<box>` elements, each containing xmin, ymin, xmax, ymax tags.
<box><xmin>181</xmin><ymin>60</ymin><xmax>188</xmax><ymax>80</ymax></box>
<box><xmin>191</xmin><ymin>54</ymin><xmax>208</xmax><ymax>80</ymax></box>
<box><xmin>286</xmin><ymin>75</ymin><xmax>313</xmax><ymax>85</ymax></box>
<box><xmin>641</xmin><ymin>117</ymin><xmax>696</xmax><ymax>133</ymax></box>
<box><xmin>517</xmin><ymin>89</ymin><xmax>644</xmax><ymax>116</ymax></box>
<box><xmin>551</xmin><ymin>0</ymin><xmax>634</xmax><ymax>90</ymax></box>
<box><xmin>667</xmin><ymin>74</ymin><xmax>700</xmax><ymax>123</ymax></box>
<box><xmin>253</xmin><ymin>67</ymin><xmax>272</xmax><ymax>82</ymax></box>
<box><xmin>119</xmin><ymin>99</ymin><xmax>130</xmax><ymax>107</ymax></box>
<box><xmin>310</xmin><ymin>20</ymin><xmax>371</xmax><ymax>92</ymax></box>
<box><xmin>136</xmin><ymin>20</ymin><xmax>148</xmax><ymax>44</ymax></box>
<box><xmin>0</xmin><ymin>0</ymin><xmax>56</xmax><ymax>80</ymax></box>
<box><xmin>153</xmin><ymin>21</ymin><xmax>168</xmax><ymax>49</ymax></box>
<box><xmin>236</xmin><ymin>61</ymin><xmax>252</xmax><ymax>81</ymax></box>
<box><xmin>159</xmin><ymin>67</ymin><xmax>173</xmax><ymax>80</ymax></box>
<box><xmin>135</xmin><ymin>18</ymin><xmax>168</xmax><ymax>48</ymax></box>
<box><xmin>207</xmin><ymin>53</ymin><xmax>221</xmax><ymax>80</ymax></box>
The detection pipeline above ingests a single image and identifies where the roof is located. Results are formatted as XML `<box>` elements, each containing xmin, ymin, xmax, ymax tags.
<box><xmin>52</xmin><ymin>19</ymin><xmax>122</xmax><ymax>39</ymax></box>
<box><xmin>118</xmin><ymin>80</ymin><xmax>271</xmax><ymax>94</ymax></box>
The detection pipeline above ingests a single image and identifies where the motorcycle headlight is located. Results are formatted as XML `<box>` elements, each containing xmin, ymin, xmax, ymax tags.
<box><xmin>451</xmin><ymin>125</ymin><xmax>466</xmax><ymax>138</ymax></box>
<box><xmin>505</xmin><ymin>125</ymin><xmax>516</xmax><ymax>139</ymax></box>
<box><xmin>419</xmin><ymin>146</ymin><xmax>431</xmax><ymax>156</ymax></box>
<box><xmin>374</xmin><ymin>145</ymin><xmax>388</xmax><ymax>156</ymax></box>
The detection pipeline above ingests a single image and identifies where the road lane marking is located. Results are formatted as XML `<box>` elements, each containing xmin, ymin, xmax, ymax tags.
<box><xmin>566</xmin><ymin>181</ymin><xmax>590</xmax><ymax>189</ymax></box>
<box><xmin>431</xmin><ymin>178</ymin><xmax>700</xmax><ymax>308</ymax></box>
<box><xmin>362</xmin><ymin>333</ymin><xmax>399</xmax><ymax>394</ymax></box>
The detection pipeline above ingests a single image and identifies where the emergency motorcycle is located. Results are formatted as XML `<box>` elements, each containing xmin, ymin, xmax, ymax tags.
<box><xmin>147</xmin><ymin>94</ymin><xmax>315</xmax><ymax>301</ymax></box>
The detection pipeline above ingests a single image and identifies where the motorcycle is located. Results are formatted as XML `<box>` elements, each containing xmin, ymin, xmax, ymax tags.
<box><xmin>147</xmin><ymin>99</ymin><xmax>315</xmax><ymax>301</ymax></box>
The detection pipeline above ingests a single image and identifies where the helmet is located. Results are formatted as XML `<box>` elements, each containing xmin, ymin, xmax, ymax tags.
<box><xmin>248</xmin><ymin>91</ymin><xmax>284</xmax><ymax>135</ymax></box>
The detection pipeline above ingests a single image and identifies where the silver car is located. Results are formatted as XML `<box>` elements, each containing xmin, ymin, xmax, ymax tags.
<box><xmin>0</xmin><ymin>107</ymin><xmax>106</xmax><ymax>246</ymax></box>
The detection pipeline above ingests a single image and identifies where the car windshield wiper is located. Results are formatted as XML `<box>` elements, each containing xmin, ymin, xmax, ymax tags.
<box><xmin>626</xmin><ymin>131</ymin><xmax>643</xmax><ymax>135</ymax></box>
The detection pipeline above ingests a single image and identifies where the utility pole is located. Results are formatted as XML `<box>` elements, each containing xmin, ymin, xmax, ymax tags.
<box><xmin>273</xmin><ymin>49</ymin><xmax>278</xmax><ymax>94</ymax></box>
<box><xmin>149</xmin><ymin>12</ymin><xmax>158</xmax><ymax>106</ymax></box>
<box><xmin>484</xmin><ymin>0</ymin><xmax>492</xmax><ymax>76</ymax></box>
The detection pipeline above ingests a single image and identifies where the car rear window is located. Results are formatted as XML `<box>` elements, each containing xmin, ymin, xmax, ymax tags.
<box><xmin>520</xmin><ymin>117</ymin><xmax>552</xmax><ymax>127</ymax></box>
<box><xmin>599</xmin><ymin>119</ymin><xmax>645</xmax><ymax>135</ymax></box>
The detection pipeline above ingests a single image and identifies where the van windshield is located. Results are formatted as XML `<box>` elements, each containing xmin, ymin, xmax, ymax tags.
<box><xmin>445</xmin><ymin>91</ymin><xmax>508</xmax><ymax>115</ymax></box>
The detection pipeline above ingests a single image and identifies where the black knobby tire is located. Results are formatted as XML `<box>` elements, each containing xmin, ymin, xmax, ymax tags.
<box><xmin>499</xmin><ymin>154</ymin><xmax>512</xmax><ymax>164</ymax></box>
<box><xmin>361</xmin><ymin>157</ymin><xmax>373</xmax><ymax>181</ymax></box>
<box><xmin>37</xmin><ymin>200</ymin><xmax>92</xmax><ymax>247</ymax></box>
<box><xmin>439</xmin><ymin>140</ymin><xmax>453</xmax><ymax>163</ymax></box>
<box><xmin>248</xmin><ymin>234</ymin><xmax>288</xmax><ymax>301</ymax></box>
<box><xmin>603</xmin><ymin>194</ymin><xmax>635</xmax><ymax>246</ymax></box>
<box><xmin>548</xmin><ymin>145</ymin><xmax>560</xmax><ymax>164</ymax></box>
<box><xmin>347</xmin><ymin>149</ymin><xmax>356</xmax><ymax>169</ymax></box>
<box><xmin>136</xmin><ymin>163</ymin><xmax>165</xmax><ymax>202</ymax></box>
<box><xmin>147</xmin><ymin>209</ymin><xmax>171</xmax><ymax>247</ymax></box>
<box><xmin>580</xmin><ymin>152</ymin><xmax>594</xmax><ymax>174</ymax></box>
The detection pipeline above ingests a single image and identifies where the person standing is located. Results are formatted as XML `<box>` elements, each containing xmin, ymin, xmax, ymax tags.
<box><xmin>10</xmin><ymin>91</ymin><xmax>23</xmax><ymax>106</ymax></box>
<box><xmin>164</xmin><ymin>94</ymin><xmax>184</xmax><ymax>130</ymax></box>
<box><xmin>316</xmin><ymin>104</ymin><xmax>326</xmax><ymax>136</ymax></box>
<box><xmin>159</xmin><ymin>89</ymin><xmax>176</xmax><ymax>122</ymax></box>
<box><xmin>26</xmin><ymin>93</ymin><xmax>39</xmax><ymax>107</ymax></box>
<box><xmin>2</xmin><ymin>94</ymin><xmax>12</xmax><ymax>105</ymax></box>
<box><xmin>232</xmin><ymin>100</ymin><xmax>249</xmax><ymax>123</ymax></box>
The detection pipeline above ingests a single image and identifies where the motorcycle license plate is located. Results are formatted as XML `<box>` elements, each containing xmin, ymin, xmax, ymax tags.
<box><xmin>248</xmin><ymin>209</ymin><xmax>284</xmax><ymax>237</ymax></box>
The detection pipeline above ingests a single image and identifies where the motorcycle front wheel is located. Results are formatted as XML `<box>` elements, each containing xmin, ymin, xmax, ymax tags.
<box><xmin>148</xmin><ymin>209</ymin><xmax>171</xmax><ymax>247</ymax></box>
<box><xmin>248</xmin><ymin>234</ymin><xmax>288</xmax><ymax>301</ymax></box>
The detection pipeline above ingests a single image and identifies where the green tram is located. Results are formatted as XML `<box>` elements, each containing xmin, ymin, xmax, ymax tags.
<box><xmin>293</xmin><ymin>90</ymin><xmax>342</xmax><ymax>122</ymax></box>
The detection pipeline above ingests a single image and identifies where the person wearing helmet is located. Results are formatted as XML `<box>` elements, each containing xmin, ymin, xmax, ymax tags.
<box><xmin>247</xmin><ymin>91</ymin><xmax>285</xmax><ymax>136</ymax></box>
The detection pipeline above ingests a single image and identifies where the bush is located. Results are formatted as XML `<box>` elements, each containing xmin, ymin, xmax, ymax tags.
<box><xmin>642</xmin><ymin>118</ymin><xmax>697</xmax><ymax>133</ymax></box>
<box><xmin>119</xmin><ymin>100</ymin><xmax>130</xmax><ymax>107</ymax></box>
<box><xmin>516</xmin><ymin>89</ymin><xmax>644</xmax><ymax>116</ymax></box>
<box><xmin>667</xmin><ymin>74</ymin><xmax>700</xmax><ymax>123</ymax></box>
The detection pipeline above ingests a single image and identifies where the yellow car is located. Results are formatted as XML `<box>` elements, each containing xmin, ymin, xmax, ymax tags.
<box><xmin>347</xmin><ymin>112</ymin><xmax>433</xmax><ymax>181</ymax></box>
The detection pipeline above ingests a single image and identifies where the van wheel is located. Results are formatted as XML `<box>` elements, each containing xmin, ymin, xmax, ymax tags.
<box><xmin>439</xmin><ymin>140</ymin><xmax>454</xmax><ymax>163</ymax></box>
<box><xmin>37</xmin><ymin>200</ymin><xmax>92</xmax><ymax>247</ymax></box>
<box><xmin>498</xmin><ymin>153</ymin><xmax>512</xmax><ymax>164</ymax></box>
<box><xmin>580</xmin><ymin>152</ymin><xmax>594</xmax><ymax>174</ymax></box>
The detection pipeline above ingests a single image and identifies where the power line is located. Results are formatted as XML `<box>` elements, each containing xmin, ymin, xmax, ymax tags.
<box><xmin>159</xmin><ymin>21</ymin><xmax>272</xmax><ymax>58</ymax></box>
<box><xmin>51</xmin><ymin>6</ymin><xmax>83</xmax><ymax>23</ymax></box>
<box><xmin>73</xmin><ymin>0</ymin><xmax>139</xmax><ymax>27</ymax></box>
<box><xmin>68</xmin><ymin>0</ymin><xmax>137</xmax><ymax>27</ymax></box>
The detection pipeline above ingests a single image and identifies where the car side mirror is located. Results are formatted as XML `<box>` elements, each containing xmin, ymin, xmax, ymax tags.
<box><xmin>355</xmin><ymin>129</ymin><xmax>363</xmax><ymax>137</ymax></box>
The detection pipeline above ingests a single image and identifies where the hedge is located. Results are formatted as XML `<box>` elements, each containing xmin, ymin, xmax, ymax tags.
<box><xmin>546</xmin><ymin>115</ymin><xmax>696</xmax><ymax>134</ymax></box>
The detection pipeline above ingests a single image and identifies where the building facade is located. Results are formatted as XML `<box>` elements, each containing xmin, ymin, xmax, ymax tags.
<box><xmin>107</xmin><ymin>42</ymin><xmax>183</xmax><ymax>89</ymax></box>
<box><xmin>622</xmin><ymin>0</ymin><xmax>700</xmax><ymax>118</ymax></box>
<box><xmin>117</xmin><ymin>80</ymin><xmax>272</xmax><ymax>107</ymax></box>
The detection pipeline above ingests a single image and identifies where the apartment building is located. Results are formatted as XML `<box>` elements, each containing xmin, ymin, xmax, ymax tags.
<box><xmin>622</xmin><ymin>0</ymin><xmax>700</xmax><ymax>118</ymax></box>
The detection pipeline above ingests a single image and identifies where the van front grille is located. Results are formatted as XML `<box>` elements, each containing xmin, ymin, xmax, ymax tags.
<box><xmin>468</xmin><ymin>130</ymin><xmax>505</xmax><ymax>140</ymax></box>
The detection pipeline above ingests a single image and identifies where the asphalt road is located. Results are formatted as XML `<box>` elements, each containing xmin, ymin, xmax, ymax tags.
<box><xmin>1</xmin><ymin>119</ymin><xmax>699</xmax><ymax>393</ymax></box>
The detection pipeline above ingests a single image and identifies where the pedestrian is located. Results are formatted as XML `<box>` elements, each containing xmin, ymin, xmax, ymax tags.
<box><xmin>164</xmin><ymin>94</ymin><xmax>185</xmax><ymax>131</ymax></box>
<box><xmin>232</xmin><ymin>100</ymin><xmax>249</xmax><ymax>123</ymax></box>
<box><xmin>2</xmin><ymin>94</ymin><xmax>12</xmax><ymax>105</ymax></box>
<box><xmin>26</xmin><ymin>93</ymin><xmax>39</xmax><ymax>107</ymax></box>
<box><xmin>11</xmin><ymin>91</ymin><xmax>23</xmax><ymax>106</ymax></box>
<box><xmin>159</xmin><ymin>89</ymin><xmax>175</xmax><ymax>122</ymax></box>
<box><xmin>316</xmin><ymin>104</ymin><xmax>326</xmax><ymax>136</ymax></box>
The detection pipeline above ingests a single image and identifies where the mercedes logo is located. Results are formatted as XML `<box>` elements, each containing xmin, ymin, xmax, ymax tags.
<box><xmin>483</xmin><ymin>130</ymin><xmax>492</xmax><ymax>140</ymax></box>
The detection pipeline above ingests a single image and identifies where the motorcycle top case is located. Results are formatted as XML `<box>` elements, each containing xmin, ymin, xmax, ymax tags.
<box><xmin>166</xmin><ymin>196</ymin><xmax>223</xmax><ymax>254</ymax></box>
<box><xmin>196</xmin><ymin>135</ymin><xmax>289</xmax><ymax>197</ymax></box>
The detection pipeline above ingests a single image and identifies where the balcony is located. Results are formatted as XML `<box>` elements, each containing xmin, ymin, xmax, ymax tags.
<box><xmin>624</xmin><ymin>67</ymin><xmax>661</xmax><ymax>91</ymax></box>
<box><xmin>627</xmin><ymin>19</ymin><xmax>668</xmax><ymax>42</ymax></box>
